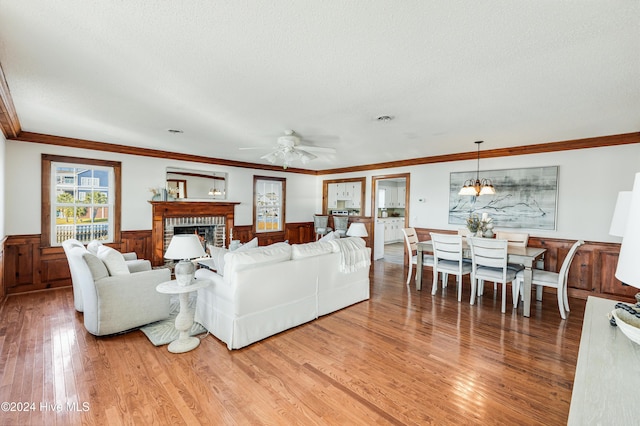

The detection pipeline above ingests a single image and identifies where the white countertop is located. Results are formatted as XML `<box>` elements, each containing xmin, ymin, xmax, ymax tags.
<box><xmin>568</xmin><ymin>296</ymin><xmax>640</xmax><ymax>425</ymax></box>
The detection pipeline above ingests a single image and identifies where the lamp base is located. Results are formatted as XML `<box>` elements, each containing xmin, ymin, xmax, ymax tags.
<box><xmin>174</xmin><ymin>260</ymin><xmax>195</xmax><ymax>286</ymax></box>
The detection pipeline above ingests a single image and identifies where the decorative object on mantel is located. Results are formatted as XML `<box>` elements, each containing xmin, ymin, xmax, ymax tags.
<box><xmin>466</xmin><ymin>213</ymin><xmax>493</xmax><ymax>237</ymax></box>
<box><xmin>164</xmin><ymin>234</ymin><xmax>206</xmax><ymax>286</ymax></box>
<box><xmin>458</xmin><ymin>141</ymin><xmax>496</xmax><ymax>197</ymax></box>
<box><xmin>149</xmin><ymin>186</ymin><xmax>176</xmax><ymax>201</ymax></box>
<box><xmin>611</xmin><ymin>172</ymin><xmax>640</xmax><ymax>344</ymax></box>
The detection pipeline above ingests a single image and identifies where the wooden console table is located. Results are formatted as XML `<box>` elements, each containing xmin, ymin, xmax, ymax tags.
<box><xmin>568</xmin><ymin>296</ymin><xmax>640</xmax><ymax>424</ymax></box>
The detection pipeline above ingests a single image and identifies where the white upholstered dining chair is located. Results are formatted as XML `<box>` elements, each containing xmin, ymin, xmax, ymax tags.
<box><xmin>514</xmin><ymin>240</ymin><xmax>584</xmax><ymax>319</ymax></box>
<box><xmin>430</xmin><ymin>233</ymin><xmax>472</xmax><ymax>302</ymax></box>
<box><xmin>313</xmin><ymin>215</ymin><xmax>332</xmax><ymax>240</ymax></box>
<box><xmin>468</xmin><ymin>237</ymin><xmax>519</xmax><ymax>313</ymax></box>
<box><xmin>402</xmin><ymin>227</ymin><xmax>434</xmax><ymax>285</ymax></box>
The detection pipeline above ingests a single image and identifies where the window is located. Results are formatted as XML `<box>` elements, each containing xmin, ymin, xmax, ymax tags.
<box><xmin>253</xmin><ymin>176</ymin><xmax>285</xmax><ymax>233</ymax></box>
<box><xmin>42</xmin><ymin>155</ymin><xmax>121</xmax><ymax>247</ymax></box>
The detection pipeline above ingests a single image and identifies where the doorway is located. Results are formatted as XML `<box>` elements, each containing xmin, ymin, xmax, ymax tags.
<box><xmin>371</xmin><ymin>173</ymin><xmax>410</xmax><ymax>262</ymax></box>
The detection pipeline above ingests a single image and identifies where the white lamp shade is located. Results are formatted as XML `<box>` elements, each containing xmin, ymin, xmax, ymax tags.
<box><xmin>615</xmin><ymin>174</ymin><xmax>640</xmax><ymax>289</ymax></box>
<box><xmin>609</xmin><ymin>191</ymin><xmax>632</xmax><ymax>237</ymax></box>
<box><xmin>164</xmin><ymin>234</ymin><xmax>206</xmax><ymax>260</ymax></box>
<box><xmin>346</xmin><ymin>222</ymin><xmax>368</xmax><ymax>237</ymax></box>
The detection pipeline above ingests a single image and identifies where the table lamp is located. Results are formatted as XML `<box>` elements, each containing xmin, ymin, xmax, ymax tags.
<box><xmin>615</xmin><ymin>174</ymin><xmax>640</xmax><ymax>302</ymax></box>
<box><xmin>609</xmin><ymin>191</ymin><xmax>632</xmax><ymax>237</ymax></box>
<box><xmin>164</xmin><ymin>234</ymin><xmax>206</xmax><ymax>286</ymax></box>
<box><xmin>346</xmin><ymin>222</ymin><xmax>368</xmax><ymax>237</ymax></box>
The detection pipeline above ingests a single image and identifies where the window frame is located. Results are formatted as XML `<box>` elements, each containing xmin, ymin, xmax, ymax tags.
<box><xmin>253</xmin><ymin>175</ymin><xmax>286</xmax><ymax>236</ymax></box>
<box><xmin>41</xmin><ymin>154</ymin><xmax>122</xmax><ymax>247</ymax></box>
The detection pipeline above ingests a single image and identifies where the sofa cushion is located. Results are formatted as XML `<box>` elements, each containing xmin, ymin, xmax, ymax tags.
<box><xmin>319</xmin><ymin>231</ymin><xmax>337</xmax><ymax>242</ymax></box>
<box><xmin>97</xmin><ymin>245</ymin><xmax>131</xmax><ymax>276</ymax></box>
<box><xmin>291</xmin><ymin>241</ymin><xmax>333</xmax><ymax>260</ymax></box>
<box><xmin>208</xmin><ymin>245</ymin><xmax>230</xmax><ymax>276</ymax></box>
<box><xmin>236</xmin><ymin>237</ymin><xmax>258</xmax><ymax>252</ymax></box>
<box><xmin>87</xmin><ymin>239</ymin><xmax>103</xmax><ymax>255</ymax></box>
<box><xmin>223</xmin><ymin>242</ymin><xmax>291</xmax><ymax>277</ymax></box>
<box><xmin>82</xmin><ymin>252</ymin><xmax>109</xmax><ymax>281</ymax></box>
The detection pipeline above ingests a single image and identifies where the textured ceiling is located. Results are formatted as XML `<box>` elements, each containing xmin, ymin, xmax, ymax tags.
<box><xmin>0</xmin><ymin>1</ymin><xmax>638</xmax><ymax>170</ymax></box>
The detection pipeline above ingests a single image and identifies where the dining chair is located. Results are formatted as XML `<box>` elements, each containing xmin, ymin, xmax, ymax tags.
<box><xmin>491</xmin><ymin>230</ymin><xmax>529</xmax><ymax>293</ymax></box>
<box><xmin>430</xmin><ymin>233</ymin><xmax>472</xmax><ymax>301</ymax></box>
<box><xmin>313</xmin><ymin>215</ymin><xmax>332</xmax><ymax>241</ymax></box>
<box><xmin>495</xmin><ymin>231</ymin><xmax>529</xmax><ymax>247</ymax></box>
<box><xmin>514</xmin><ymin>240</ymin><xmax>584</xmax><ymax>319</ymax></box>
<box><xmin>402</xmin><ymin>227</ymin><xmax>434</xmax><ymax>285</ymax></box>
<box><xmin>332</xmin><ymin>216</ymin><xmax>349</xmax><ymax>238</ymax></box>
<box><xmin>468</xmin><ymin>237</ymin><xmax>519</xmax><ymax>313</ymax></box>
<box><xmin>457</xmin><ymin>228</ymin><xmax>471</xmax><ymax>236</ymax></box>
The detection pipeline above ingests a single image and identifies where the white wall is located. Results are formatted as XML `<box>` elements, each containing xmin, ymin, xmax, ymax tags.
<box><xmin>6</xmin><ymin>140</ymin><xmax>640</xmax><ymax>243</ymax></box>
<box><xmin>319</xmin><ymin>144</ymin><xmax>640</xmax><ymax>243</ymax></box>
<box><xmin>0</xmin><ymin>132</ymin><xmax>5</xmax><ymax>239</ymax></box>
<box><xmin>5</xmin><ymin>141</ymin><xmax>318</xmax><ymax>235</ymax></box>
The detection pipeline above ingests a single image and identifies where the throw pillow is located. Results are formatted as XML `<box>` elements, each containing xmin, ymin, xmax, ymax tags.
<box><xmin>82</xmin><ymin>252</ymin><xmax>109</xmax><ymax>281</ymax></box>
<box><xmin>223</xmin><ymin>242</ymin><xmax>292</xmax><ymax>277</ymax></box>
<box><xmin>291</xmin><ymin>241</ymin><xmax>333</xmax><ymax>260</ymax></box>
<box><xmin>235</xmin><ymin>237</ymin><xmax>258</xmax><ymax>252</ymax></box>
<box><xmin>86</xmin><ymin>240</ymin><xmax>103</xmax><ymax>255</ymax></box>
<box><xmin>96</xmin><ymin>245</ymin><xmax>131</xmax><ymax>276</ymax></box>
<box><xmin>319</xmin><ymin>231</ymin><xmax>337</xmax><ymax>242</ymax></box>
<box><xmin>209</xmin><ymin>246</ymin><xmax>229</xmax><ymax>276</ymax></box>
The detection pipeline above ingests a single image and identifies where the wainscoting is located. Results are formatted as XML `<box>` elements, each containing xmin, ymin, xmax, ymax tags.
<box><xmin>0</xmin><ymin>225</ymin><xmax>633</xmax><ymax>303</ymax></box>
<box><xmin>414</xmin><ymin>228</ymin><xmax>635</xmax><ymax>303</ymax></box>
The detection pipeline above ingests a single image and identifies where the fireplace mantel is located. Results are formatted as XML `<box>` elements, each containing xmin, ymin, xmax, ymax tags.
<box><xmin>150</xmin><ymin>201</ymin><xmax>239</xmax><ymax>266</ymax></box>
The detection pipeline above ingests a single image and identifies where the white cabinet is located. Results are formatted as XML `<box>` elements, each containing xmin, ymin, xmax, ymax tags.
<box><xmin>383</xmin><ymin>218</ymin><xmax>405</xmax><ymax>243</ymax></box>
<box><xmin>328</xmin><ymin>187</ymin><xmax>338</xmax><ymax>208</ymax></box>
<box><xmin>397</xmin><ymin>186</ymin><xmax>406</xmax><ymax>208</ymax></box>
<box><xmin>378</xmin><ymin>182</ymin><xmax>406</xmax><ymax>208</ymax></box>
<box><xmin>345</xmin><ymin>182</ymin><xmax>361</xmax><ymax>208</ymax></box>
<box><xmin>327</xmin><ymin>181</ymin><xmax>362</xmax><ymax>209</ymax></box>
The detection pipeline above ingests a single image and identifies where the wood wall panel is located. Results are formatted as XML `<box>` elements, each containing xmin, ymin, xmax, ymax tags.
<box><xmin>121</xmin><ymin>230</ymin><xmax>153</xmax><ymax>261</ymax></box>
<box><xmin>1</xmin><ymin>225</ymin><xmax>633</xmax><ymax>302</ymax></box>
<box><xmin>0</xmin><ymin>238</ymin><xmax>5</xmax><ymax>301</ymax></box>
<box><xmin>413</xmin><ymin>228</ymin><xmax>634</xmax><ymax>302</ymax></box>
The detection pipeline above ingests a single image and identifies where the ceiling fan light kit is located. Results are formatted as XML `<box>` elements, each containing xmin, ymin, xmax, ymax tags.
<box><xmin>247</xmin><ymin>129</ymin><xmax>335</xmax><ymax>169</ymax></box>
<box><xmin>459</xmin><ymin>140</ymin><xmax>496</xmax><ymax>197</ymax></box>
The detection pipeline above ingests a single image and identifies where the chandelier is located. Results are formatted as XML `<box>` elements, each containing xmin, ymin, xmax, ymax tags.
<box><xmin>459</xmin><ymin>141</ymin><xmax>496</xmax><ymax>196</ymax></box>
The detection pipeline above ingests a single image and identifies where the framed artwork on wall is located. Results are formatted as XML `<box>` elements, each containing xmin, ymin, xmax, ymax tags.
<box><xmin>449</xmin><ymin>166</ymin><xmax>559</xmax><ymax>230</ymax></box>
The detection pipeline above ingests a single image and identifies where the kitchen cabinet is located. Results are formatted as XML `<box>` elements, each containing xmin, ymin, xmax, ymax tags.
<box><xmin>383</xmin><ymin>218</ymin><xmax>404</xmax><ymax>243</ymax></box>
<box><xmin>378</xmin><ymin>182</ymin><xmax>405</xmax><ymax>208</ymax></box>
<box><xmin>327</xmin><ymin>182</ymin><xmax>362</xmax><ymax>208</ymax></box>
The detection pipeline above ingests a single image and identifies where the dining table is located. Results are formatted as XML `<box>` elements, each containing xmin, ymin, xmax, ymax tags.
<box><xmin>415</xmin><ymin>240</ymin><xmax>547</xmax><ymax>317</ymax></box>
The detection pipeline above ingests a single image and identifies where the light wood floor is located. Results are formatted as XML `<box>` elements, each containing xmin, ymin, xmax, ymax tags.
<box><xmin>0</xmin><ymin>259</ymin><xmax>584</xmax><ymax>425</ymax></box>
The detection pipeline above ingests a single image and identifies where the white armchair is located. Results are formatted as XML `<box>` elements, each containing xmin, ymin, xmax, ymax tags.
<box><xmin>63</xmin><ymin>241</ymin><xmax>171</xmax><ymax>336</ymax></box>
<box><xmin>63</xmin><ymin>239</ymin><xmax>153</xmax><ymax>312</ymax></box>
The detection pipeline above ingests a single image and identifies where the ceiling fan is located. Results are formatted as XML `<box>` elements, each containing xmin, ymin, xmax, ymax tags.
<box><xmin>240</xmin><ymin>130</ymin><xmax>337</xmax><ymax>169</ymax></box>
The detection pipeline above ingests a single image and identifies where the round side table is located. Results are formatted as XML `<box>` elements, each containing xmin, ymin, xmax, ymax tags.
<box><xmin>156</xmin><ymin>278</ymin><xmax>211</xmax><ymax>353</ymax></box>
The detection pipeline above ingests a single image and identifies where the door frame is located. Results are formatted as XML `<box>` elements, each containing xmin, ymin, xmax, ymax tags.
<box><xmin>371</xmin><ymin>173</ymin><xmax>410</xmax><ymax>262</ymax></box>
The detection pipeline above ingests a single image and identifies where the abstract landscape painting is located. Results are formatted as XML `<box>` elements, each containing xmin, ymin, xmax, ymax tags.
<box><xmin>449</xmin><ymin>166</ymin><xmax>558</xmax><ymax>230</ymax></box>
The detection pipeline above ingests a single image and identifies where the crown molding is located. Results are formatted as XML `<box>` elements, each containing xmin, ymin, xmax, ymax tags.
<box><xmin>9</xmin><ymin>130</ymin><xmax>639</xmax><ymax>176</ymax></box>
<box><xmin>0</xmin><ymin>63</ymin><xmax>21</xmax><ymax>139</ymax></box>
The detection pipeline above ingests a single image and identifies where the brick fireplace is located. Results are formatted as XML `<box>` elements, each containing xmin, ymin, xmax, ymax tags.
<box><xmin>150</xmin><ymin>201</ymin><xmax>239</xmax><ymax>267</ymax></box>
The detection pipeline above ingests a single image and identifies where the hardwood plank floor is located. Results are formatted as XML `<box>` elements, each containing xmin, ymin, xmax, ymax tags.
<box><xmin>0</xmin><ymin>259</ymin><xmax>584</xmax><ymax>425</ymax></box>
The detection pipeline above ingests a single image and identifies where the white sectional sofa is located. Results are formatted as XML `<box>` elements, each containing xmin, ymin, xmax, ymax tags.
<box><xmin>194</xmin><ymin>237</ymin><xmax>371</xmax><ymax>350</ymax></box>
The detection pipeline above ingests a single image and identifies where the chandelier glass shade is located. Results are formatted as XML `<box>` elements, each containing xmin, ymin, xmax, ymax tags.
<box><xmin>459</xmin><ymin>141</ymin><xmax>496</xmax><ymax>196</ymax></box>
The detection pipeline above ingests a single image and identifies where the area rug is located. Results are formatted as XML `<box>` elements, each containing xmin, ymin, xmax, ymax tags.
<box><xmin>140</xmin><ymin>295</ymin><xmax>207</xmax><ymax>346</ymax></box>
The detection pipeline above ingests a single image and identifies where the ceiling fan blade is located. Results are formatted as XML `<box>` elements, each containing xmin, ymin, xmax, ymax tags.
<box><xmin>239</xmin><ymin>146</ymin><xmax>273</xmax><ymax>151</ymax></box>
<box><xmin>297</xmin><ymin>145</ymin><xmax>336</xmax><ymax>154</ymax></box>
